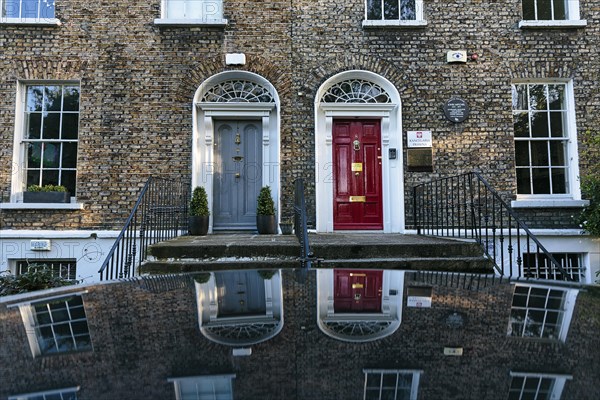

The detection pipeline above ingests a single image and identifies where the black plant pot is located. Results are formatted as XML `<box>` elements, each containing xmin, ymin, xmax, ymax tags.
<box><xmin>23</xmin><ymin>191</ymin><xmax>70</xmax><ymax>203</ymax></box>
<box><xmin>257</xmin><ymin>215</ymin><xmax>277</xmax><ymax>234</ymax></box>
<box><xmin>279</xmin><ymin>222</ymin><xmax>293</xmax><ymax>235</ymax></box>
<box><xmin>189</xmin><ymin>216</ymin><xmax>209</xmax><ymax>236</ymax></box>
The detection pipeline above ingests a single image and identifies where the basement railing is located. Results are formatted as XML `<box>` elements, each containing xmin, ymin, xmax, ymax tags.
<box><xmin>98</xmin><ymin>177</ymin><xmax>190</xmax><ymax>281</ymax></box>
<box><xmin>413</xmin><ymin>172</ymin><xmax>574</xmax><ymax>281</ymax></box>
<box><xmin>293</xmin><ymin>178</ymin><xmax>315</xmax><ymax>269</ymax></box>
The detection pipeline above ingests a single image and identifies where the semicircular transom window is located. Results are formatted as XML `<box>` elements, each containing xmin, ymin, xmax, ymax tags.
<box><xmin>201</xmin><ymin>80</ymin><xmax>275</xmax><ymax>103</ymax></box>
<box><xmin>321</xmin><ymin>79</ymin><xmax>392</xmax><ymax>103</ymax></box>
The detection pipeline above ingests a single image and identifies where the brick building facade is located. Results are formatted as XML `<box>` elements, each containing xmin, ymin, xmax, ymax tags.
<box><xmin>0</xmin><ymin>1</ymin><xmax>599</xmax><ymax>280</ymax></box>
<box><xmin>0</xmin><ymin>270</ymin><xmax>598</xmax><ymax>399</ymax></box>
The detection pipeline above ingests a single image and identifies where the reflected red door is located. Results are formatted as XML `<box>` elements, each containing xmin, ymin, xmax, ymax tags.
<box><xmin>333</xmin><ymin>120</ymin><xmax>383</xmax><ymax>230</ymax></box>
<box><xmin>334</xmin><ymin>270</ymin><xmax>383</xmax><ymax>313</ymax></box>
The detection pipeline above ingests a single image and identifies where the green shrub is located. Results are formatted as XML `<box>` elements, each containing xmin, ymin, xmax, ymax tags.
<box><xmin>27</xmin><ymin>184</ymin><xmax>67</xmax><ymax>192</ymax></box>
<box><xmin>577</xmin><ymin>130</ymin><xmax>600</xmax><ymax>237</ymax></box>
<box><xmin>257</xmin><ymin>186</ymin><xmax>275</xmax><ymax>216</ymax></box>
<box><xmin>190</xmin><ymin>186</ymin><xmax>209</xmax><ymax>216</ymax></box>
<box><xmin>0</xmin><ymin>265</ymin><xmax>77</xmax><ymax>296</ymax></box>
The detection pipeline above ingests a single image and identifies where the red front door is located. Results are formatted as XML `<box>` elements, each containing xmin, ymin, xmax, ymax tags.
<box><xmin>334</xmin><ymin>270</ymin><xmax>383</xmax><ymax>313</ymax></box>
<box><xmin>333</xmin><ymin>120</ymin><xmax>383</xmax><ymax>230</ymax></box>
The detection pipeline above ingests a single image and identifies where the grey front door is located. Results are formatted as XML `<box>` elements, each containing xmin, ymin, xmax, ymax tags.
<box><xmin>215</xmin><ymin>271</ymin><xmax>267</xmax><ymax>317</ymax></box>
<box><xmin>213</xmin><ymin>120</ymin><xmax>263</xmax><ymax>230</ymax></box>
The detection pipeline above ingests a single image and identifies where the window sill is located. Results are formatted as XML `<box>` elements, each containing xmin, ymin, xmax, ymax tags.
<box><xmin>0</xmin><ymin>202</ymin><xmax>84</xmax><ymax>210</ymax></box>
<box><xmin>511</xmin><ymin>199</ymin><xmax>589</xmax><ymax>209</ymax></box>
<box><xmin>362</xmin><ymin>19</ymin><xmax>427</xmax><ymax>28</ymax></box>
<box><xmin>518</xmin><ymin>20</ymin><xmax>587</xmax><ymax>29</ymax></box>
<box><xmin>153</xmin><ymin>18</ymin><xmax>228</xmax><ymax>27</ymax></box>
<box><xmin>0</xmin><ymin>18</ymin><xmax>61</xmax><ymax>26</ymax></box>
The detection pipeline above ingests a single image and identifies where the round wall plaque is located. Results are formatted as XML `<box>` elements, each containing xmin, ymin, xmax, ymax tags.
<box><xmin>443</xmin><ymin>98</ymin><xmax>470</xmax><ymax>123</ymax></box>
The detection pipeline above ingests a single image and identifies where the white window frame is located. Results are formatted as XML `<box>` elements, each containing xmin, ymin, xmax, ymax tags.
<box><xmin>8</xmin><ymin>386</ymin><xmax>80</xmax><ymax>400</ymax></box>
<box><xmin>169</xmin><ymin>374</ymin><xmax>236</xmax><ymax>400</ymax></box>
<box><xmin>14</xmin><ymin>292</ymin><xmax>92</xmax><ymax>357</ymax></box>
<box><xmin>519</xmin><ymin>0</ymin><xmax>586</xmax><ymax>28</ymax></box>
<box><xmin>363</xmin><ymin>369</ymin><xmax>421</xmax><ymax>400</ymax></box>
<box><xmin>362</xmin><ymin>0</ymin><xmax>427</xmax><ymax>28</ymax></box>
<box><xmin>154</xmin><ymin>0</ymin><xmax>228</xmax><ymax>27</ymax></box>
<box><xmin>510</xmin><ymin>80</ymin><xmax>583</xmax><ymax>207</ymax></box>
<box><xmin>508</xmin><ymin>284</ymin><xmax>578</xmax><ymax>342</ymax></box>
<box><xmin>0</xmin><ymin>0</ymin><xmax>60</xmax><ymax>25</ymax></box>
<box><xmin>508</xmin><ymin>372</ymin><xmax>572</xmax><ymax>400</ymax></box>
<box><xmin>5</xmin><ymin>80</ymin><xmax>83</xmax><ymax>210</ymax></box>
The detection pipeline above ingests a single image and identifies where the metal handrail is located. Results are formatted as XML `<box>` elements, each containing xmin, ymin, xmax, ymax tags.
<box><xmin>293</xmin><ymin>178</ymin><xmax>314</xmax><ymax>268</ymax></box>
<box><xmin>413</xmin><ymin>172</ymin><xmax>574</xmax><ymax>281</ymax></box>
<box><xmin>98</xmin><ymin>177</ymin><xmax>190</xmax><ymax>280</ymax></box>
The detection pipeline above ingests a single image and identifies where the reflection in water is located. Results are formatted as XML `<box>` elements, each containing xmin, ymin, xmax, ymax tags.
<box><xmin>0</xmin><ymin>269</ymin><xmax>598</xmax><ymax>399</ymax></box>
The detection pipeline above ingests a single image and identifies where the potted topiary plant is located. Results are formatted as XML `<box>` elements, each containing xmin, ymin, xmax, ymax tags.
<box><xmin>189</xmin><ymin>186</ymin><xmax>209</xmax><ymax>236</ymax></box>
<box><xmin>23</xmin><ymin>184</ymin><xmax>70</xmax><ymax>204</ymax></box>
<box><xmin>256</xmin><ymin>186</ymin><xmax>277</xmax><ymax>234</ymax></box>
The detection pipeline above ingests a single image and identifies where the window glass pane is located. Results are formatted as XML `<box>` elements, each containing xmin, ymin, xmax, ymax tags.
<box><xmin>62</xmin><ymin>142</ymin><xmax>78</xmax><ymax>168</ymax></box>
<box><xmin>516</xmin><ymin>168</ymin><xmax>531</xmax><ymax>194</ymax></box>
<box><xmin>528</xmin><ymin>288</ymin><xmax>549</xmax><ymax>307</ymax></box>
<box><xmin>382</xmin><ymin>373</ymin><xmax>397</xmax><ymax>387</ymax></box>
<box><xmin>69</xmin><ymin>305</ymin><xmax>86</xmax><ymax>320</ymax></box>
<box><xmin>21</xmin><ymin>0</ymin><xmax>40</xmax><ymax>18</ymax></box>
<box><xmin>552</xmin><ymin>0</ymin><xmax>566</xmax><ymax>19</ymax></box>
<box><xmin>42</xmin><ymin>143</ymin><xmax>60</xmax><ymax>168</ymax></box>
<box><xmin>549</xmin><ymin>142</ymin><xmax>566</xmax><ymax>166</ymax></box>
<box><xmin>27</xmin><ymin>86</ymin><xmax>44</xmax><ymax>111</ymax></box>
<box><xmin>61</xmin><ymin>171</ymin><xmax>76</xmax><ymax>195</ymax></box>
<box><xmin>61</xmin><ymin>113</ymin><xmax>79</xmax><ymax>139</ymax></box>
<box><xmin>552</xmin><ymin>169</ymin><xmax>567</xmax><ymax>194</ymax></box>
<box><xmin>42</xmin><ymin>113</ymin><xmax>61</xmax><ymax>139</ymax></box>
<box><xmin>28</xmin><ymin>142</ymin><xmax>42</xmax><ymax>168</ymax></box>
<box><xmin>510</xmin><ymin>309</ymin><xmax>527</xmax><ymax>336</ymax></box>
<box><xmin>515</xmin><ymin>141</ymin><xmax>530</xmax><ymax>166</ymax></box>
<box><xmin>549</xmin><ymin>112</ymin><xmax>566</xmax><ymax>137</ymax></box>
<box><xmin>186</xmin><ymin>0</ymin><xmax>204</xmax><ymax>19</ymax></box>
<box><xmin>366</xmin><ymin>0</ymin><xmax>382</xmax><ymax>19</ymax></box>
<box><xmin>35</xmin><ymin>310</ymin><xmax>52</xmax><ymax>325</ymax></box>
<box><xmin>537</xmin><ymin>0</ymin><xmax>552</xmax><ymax>19</ymax></box>
<box><xmin>167</xmin><ymin>0</ymin><xmax>186</xmax><ymax>18</ymax></box>
<box><xmin>513</xmin><ymin>85</ymin><xmax>528</xmax><ymax>110</ymax></box>
<box><xmin>27</xmin><ymin>169</ymin><xmax>41</xmax><ymax>188</ymax></box>
<box><xmin>62</xmin><ymin>86</ymin><xmax>79</xmax><ymax>111</ymax></box>
<box><xmin>531</xmin><ymin>168</ymin><xmax>550</xmax><ymax>194</ymax></box>
<box><xmin>366</xmin><ymin>373</ymin><xmax>382</xmax><ymax>388</ymax></box>
<box><xmin>41</xmin><ymin>169</ymin><xmax>59</xmax><ymax>187</ymax></box>
<box><xmin>44</xmin><ymin>86</ymin><xmax>62</xmax><ymax>111</ymax></box>
<box><xmin>381</xmin><ymin>389</ymin><xmax>396</xmax><ymax>400</ymax></box>
<box><xmin>530</xmin><ymin>112</ymin><xmax>549</xmax><ymax>137</ymax></box>
<box><xmin>530</xmin><ymin>141</ymin><xmax>549</xmax><ymax>166</ymax></box>
<box><xmin>522</xmin><ymin>0</ymin><xmax>536</xmax><ymax>19</ymax></box>
<box><xmin>529</xmin><ymin>85</ymin><xmax>547</xmax><ymax>110</ymax></box>
<box><xmin>40</xmin><ymin>0</ymin><xmax>56</xmax><ymax>19</ymax></box>
<box><xmin>26</xmin><ymin>113</ymin><xmax>42</xmax><ymax>139</ymax></box>
<box><xmin>548</xmin><ymin>85</ymin><xmax>566</xmax><ymax>110</ymax></box>
<box><xmin>365</xmin><ymin>391</ymin><xmax>381</xmax><ymax>400</ymax></box>
<box><xmin>513</xmin><ymin>113</ymin><xmax>530</xmax><ymax>137</ymax></box>
<box><xmin>400</xmin><ymin>0</ymin><xmax>416</xmax><ymax>20</ymax></box>
<box><xmin>71</xmin><ymin>321</ymin><xmax>89</xmax><ymax>335</ymax></box>
<box><xmin>384</xmin><ymin>0</ymin><xmax>399</xmax><ymax>19</ymax></box>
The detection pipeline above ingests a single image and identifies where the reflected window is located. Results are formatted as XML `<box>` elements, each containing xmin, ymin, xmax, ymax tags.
<box><xmin>8</xmin><ymin>386</ymin><xmax>79</xmax><ymax>400</ymax></box>
<box><xmin>19</xmin><ymin>82</ymin><xmax>80</xmax><ymax>196</ymax></box>
<box><xmin>170</xmin><ymin>374</ymin><xmax>235</xmax><ymax>400</ymax></box>
<box><xmin>522</xmin><ymin>252</ymin><xmax>585</xmax><ymax>282</ymax></box>
<box><xmin>15</xmin><ymin>259</ymin><xmax>77</xmax><ymax>281</ymax></box>
<box><xmin>365</xmin><ymin>0</ymin><xmax>423</xmax><ymax>22</ymax></box>
<box><xmin>508</xmin><ymin>372</ymin><xmax>571</xmax><ymax>400</ymax></box>
<box><xmin>363</xmin><ymin>369</ymin><xmax>421</xmax><ymax>400</ymax></box>
<box><xmin>19</xmin><ymin>295</ymin><xmax>92</xmax><ymax>357</ymax></box>
<box><xmin>509</xmin><ymin>285</ymin><xmax>577</xmax><ymax>341</ymax></box>
<box><xmin>512</xmin><ymin>82</ymin><xmax>576</xmax><ymax>197</ymax></box>
<box><xmin>521</xmin><ymin>0</ymin><xmax>570</xmax><ymax>21</ymax></box>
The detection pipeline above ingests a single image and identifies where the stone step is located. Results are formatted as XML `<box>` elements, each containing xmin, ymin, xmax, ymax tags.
<box><xmin>142</xmin><ymin>233</ymin><xmax>494</xmax><ymax>275</ymax></box>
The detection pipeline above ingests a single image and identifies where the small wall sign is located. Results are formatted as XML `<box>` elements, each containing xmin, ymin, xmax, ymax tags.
<box><xmin>407</xmin><ymin>131</ymin><xmax>432</xmax><ymax>148</ymax></box>
<box><xmin>443</xmin><ymin>98</ymin><xmax>470</xmax><ymax>123</ymax></box>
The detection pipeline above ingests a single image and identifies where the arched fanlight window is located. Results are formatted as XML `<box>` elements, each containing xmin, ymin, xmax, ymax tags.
<box><xmin>200</xmin><ymin>79</ymin><xmax>275</xmax><ymax>103</ymax></box>
<box><xmin>320</xmin><ymin>79</ymin><xmax>392</xmax><ymax>103</ymax></box>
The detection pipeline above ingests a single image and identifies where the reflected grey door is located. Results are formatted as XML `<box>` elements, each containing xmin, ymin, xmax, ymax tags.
<box><xmin>213</xmin><ymin>120</ymin><xmax>262</xmax><ymax>230</ymax></box>
<box><xmin>215</xmin><ymin>271</ymin><xmax>266</xmax><ymax>317</ymax></box>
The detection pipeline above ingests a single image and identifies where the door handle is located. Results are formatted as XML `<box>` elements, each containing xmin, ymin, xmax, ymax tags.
<box><xmin>235</xmin><ymin>173</ymin><xmax>241</xmax><ymax>179</ymax></box>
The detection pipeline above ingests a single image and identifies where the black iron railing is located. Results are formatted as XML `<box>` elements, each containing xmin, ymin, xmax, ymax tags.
<box><xmin>98</xmin><ymin>177</ymin><xmax>190</xmax><ymax>281</ymax></box>
<box><xmin>293</xmin><ymin>178</ymin><xmax>315</xmax><ymax>268</ymax></box>
<box><xmin>413</xmin><ymin>172</ymin><xmax>573</xmax><ymax>281</ymax></box>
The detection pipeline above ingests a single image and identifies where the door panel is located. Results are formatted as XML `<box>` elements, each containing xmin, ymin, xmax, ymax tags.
<box><xmin>333</xmin><ymin>120</ymin><xmax>383</xmax><ymax>230</ymax></box>
<box><xmin>213</xmin><ymin>120</ymin><xmax>262</xmax><ymax>230</ymax></box>
<box><xmin>334</xmin><ymin>270</ymin><xmax>383</xmax><ymax>313</ymax></box>
<box><xmin>215</xmin><ymin>271</ymin><xmax>266</xmax><ymax>317</ymax></box>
